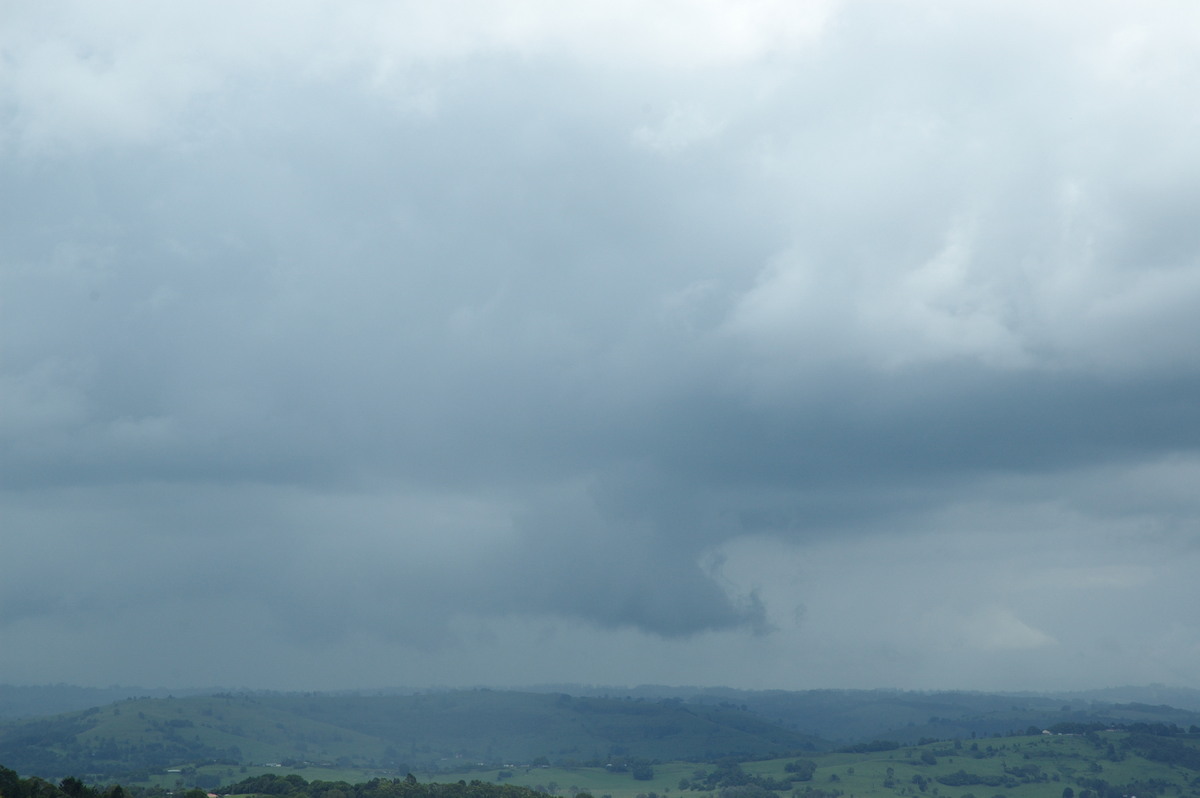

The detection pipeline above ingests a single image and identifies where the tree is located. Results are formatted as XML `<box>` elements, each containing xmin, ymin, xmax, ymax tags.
<box><xmin>0</xmin><ymin>766</ymin><xmax>23</xmax><ymax>798</ymax></box>
<box><xmin>785</xmin><ymin>761</ymin><xmax>817</xmax><ymax>782</ymax></box>
<box><xmin>60</xmin><ymin>778</ymin><xmax>93</xmax><ymax>798</ymax></box>
<box><xmin>631</xmin><ymin>765</ymin><xmax>654</xmax><ymax>782</ymax></box>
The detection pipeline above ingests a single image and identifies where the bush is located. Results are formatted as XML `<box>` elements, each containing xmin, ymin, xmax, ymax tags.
<box><xmin>631</xmin><ymin>765</ymin><xmax>654</xmax><ymax>781</ymax></box>
<box><xmin>786</xmin><ymin>761</ymin><xmax>817</xmax><ymax>782</ymax></box>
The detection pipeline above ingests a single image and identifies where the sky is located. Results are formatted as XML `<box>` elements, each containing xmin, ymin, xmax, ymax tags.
<box><xmin>2</xmin><ymin>0</ymin><xmax>1200</xmax><ymax>694</ymax></box>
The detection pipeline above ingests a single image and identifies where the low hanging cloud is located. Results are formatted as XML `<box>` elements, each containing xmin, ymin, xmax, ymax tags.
<box><xmin>3</xmin><ymin>1</ymin><xmax>1200</xmax><ymax>691</ymax></box>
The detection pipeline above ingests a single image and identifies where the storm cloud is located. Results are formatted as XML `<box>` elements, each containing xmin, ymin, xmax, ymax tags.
<box><xmin>3</xmin><ymin>0</ymin><xmax>1200</xmax><ymax>691</ymax></box>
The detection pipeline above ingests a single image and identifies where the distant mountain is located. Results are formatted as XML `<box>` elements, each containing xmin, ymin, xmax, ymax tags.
<box><xmin>0</xmin><ymin>685</ymin><xmax>222</xmax><ymax>721</ymax></box>
<box><xmin>1054</xmin><ymin>685</ymin><xmax>1200</xmax><ymax>712</ymax></box>
<box><xmin>519</xmin><ymin>684</ymin><xmax>1200</xmax><ymax>744</ymax></box>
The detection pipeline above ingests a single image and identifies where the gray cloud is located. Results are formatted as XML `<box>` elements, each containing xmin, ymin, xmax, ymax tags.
<box><xmin>3</xmin><ymin>1</ymin><xmax>1200</xmax><ymax>691</ymax></box>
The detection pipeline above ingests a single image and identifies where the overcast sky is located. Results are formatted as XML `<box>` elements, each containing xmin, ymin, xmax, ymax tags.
<box><xmin>3</xmin><ymin>0</ymin><xmax>1200</xmax><ymax>694</ymax></box>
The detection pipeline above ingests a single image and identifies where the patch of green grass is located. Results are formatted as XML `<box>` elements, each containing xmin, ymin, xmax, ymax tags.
<box><xmin>436</xmin><ymin>734</ymin><xmax>1200</xmax><ymax>798</ymax></box>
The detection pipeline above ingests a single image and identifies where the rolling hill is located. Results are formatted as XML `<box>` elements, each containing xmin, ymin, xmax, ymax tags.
<box><xmin>3</xmin><ymin>687</ymin><xmax>1200</xmax><ymax>787</ymax></box>
<box><xmin>0</xmin><ymin>690</ymin><xmax>824</xmax><ymax>780</ymax></box>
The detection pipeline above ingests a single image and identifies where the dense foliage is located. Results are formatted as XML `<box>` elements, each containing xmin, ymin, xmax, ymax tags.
<box><xmin>678</xmin><ymin>761</ymin><xmax>803</xmax><ymax>793</ymax></box>
<box><xmin>216</xmin><ymin>774</ymin><xmax>564</xmax><ymax>798</ymax></box>
<box><xmin>0</xmin><ymin>769</ymin><xmax>565</xmax><ymax>798</ymax></box>
<box><xmin>0</xmin><ymin>764</ymin><xmax>131</xmax><ymax>798</ymax></box>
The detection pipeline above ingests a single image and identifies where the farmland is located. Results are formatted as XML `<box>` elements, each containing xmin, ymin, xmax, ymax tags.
<box><xmin>3</xmin><ymin>688</ymin><xmax>1200</xmax><ymax>798</ymax></box>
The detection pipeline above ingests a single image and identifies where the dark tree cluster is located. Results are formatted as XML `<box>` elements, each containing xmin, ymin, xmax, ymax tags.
<box><xmin>681</xmin><ymin>761</ymin><xmax>801</xmax><ymax>793</ymax></box>
<box><xmin>0</xmin><ymin>765</ymin><xmax>559</xmax><ymax>798</ymax></box>
<box><xmin>833</xmin><ymin>742</ymin><xmax>899</xmax><ymax>754</ymax></box>
<box><xmin>935</xmin><ymin>770</ymin><xmax>1018</xmax><ymax>789</ymax></box>
<box><xmin>783</xmin><ymin>761</ymin><xmax>816</xmax><ymax>782</ymax></box>
<box><xmin>215</xmin><ymin>773</ymin><xmax>565</xmax><ymax>798</ymax></box>
<box><xmin>0</xmin><ymin>765</ymin><xmax>133</xmax><ymax>798</ymax></box>
<box><xmin>1121</xmin><ymin>733</ymin><xmax>1200</xmax><ymax>771</ymax></box>
<box><xmin>1074</xmin><ymin>776</ymin><xmax>1173</xmax><ymax>798</ymax></box>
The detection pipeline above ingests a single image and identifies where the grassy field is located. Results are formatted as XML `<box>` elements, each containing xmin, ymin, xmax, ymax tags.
<box><xmin>113</xmin><ymin>733</ymin><xmax>1200</xmax><ymax>798</ymax></box>
<box><xmin>425</xmin><ymin>733</ymin><xmax>1200</xmax><ymax>798</ymax></box>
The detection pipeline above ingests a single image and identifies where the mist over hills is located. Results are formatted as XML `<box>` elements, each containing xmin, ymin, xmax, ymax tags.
<box><xmin>6</xmin><ymin>684</ymin><xmax>1200</xmax><ymax>723</ymax></box>
<box><xmin>0</xmin><ymin>686</ymin><xmax>224</xmax><ymax>722</ymax></box>
<box><xmin>0</xmin><ymin>690</ymin><xmax>821</xmax><ymax>780</ymax></box>
<box><xmin>526</xmin><ymin>685</ymin><xmax>1200</xmax><ymax>742</ymax></box>
<box><xmin>3</xmin><ymin>684</ymin><xmax>1200</xmax><ymax>783</ymax></box>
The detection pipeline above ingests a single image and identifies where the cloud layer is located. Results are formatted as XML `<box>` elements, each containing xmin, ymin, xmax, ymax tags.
<box><xmin>3</xmin><ymin>0</ymin><xmax>1200</xmax><ymax>691</ymax></box>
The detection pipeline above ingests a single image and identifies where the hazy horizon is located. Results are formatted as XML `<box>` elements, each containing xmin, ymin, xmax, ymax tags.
<box><xmin>4</xmin><ymin>680</ymin><xmax>1200</xmax><ymax>700</ymax></box>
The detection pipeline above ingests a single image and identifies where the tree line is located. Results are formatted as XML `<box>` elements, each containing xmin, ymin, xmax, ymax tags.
<box><xmin>0</xmin><ymin>767</ymin><xmax>567</xmax><ymax>798</ymax></box>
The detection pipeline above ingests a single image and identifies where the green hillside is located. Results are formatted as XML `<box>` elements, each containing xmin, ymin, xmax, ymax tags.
<box><xmin>5</xmin><ymin>687</ymin><xmax>1200</xmax><ymax>796</ymax></box>
<box><xmin>0</xmin><ymin>692</ymin><xmax>823</xmax><ymax>781</ymax></box>
<box><xmin>431</xmin><ymin>731</ymin><xmax>1200</xmax><ymax>798</ymax></box>
<box><xmin>560</xmin><ymin>688</ymin><xmax>1200</xmax><ymax>745</ymax></box>
<box><xmin>7</xmin><ymin>728</ymin><xmax>1200</xmax><ymax>798</ymax></box>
